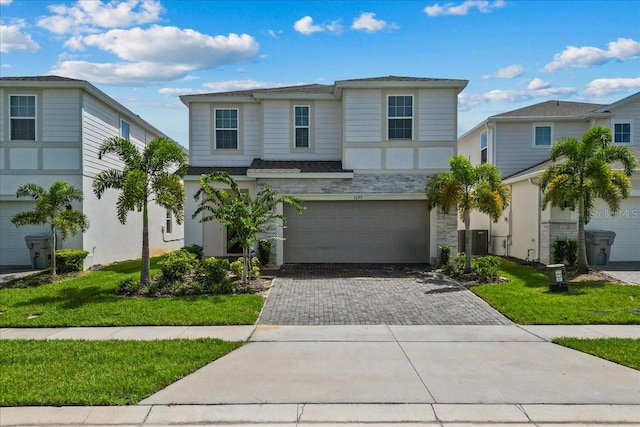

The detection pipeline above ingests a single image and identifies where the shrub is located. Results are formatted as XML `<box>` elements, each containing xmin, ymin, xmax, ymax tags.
<box><xmin>200</xmin><ymin>257</ymin><xmax>229</xmax><ymax>285</ymax></box>
<box><xmin>472</xmin><ymin>255</ymin><xmax>501</xmax><ymax>282</ymax></box>
<box><xmin>553</xmin><ymin>238</ymin><xmax>578</xmax><ymax>267</ymax></box>
<box><xmin>230</xmin><ymin>259</ymin><xmax>243</xmax><ymax>277</ymax></box>
<box><xmin>117</xmin><ymin>278</ymin><xmax>141</xmax><ymax>296</ymax></box>
<box><xmin>439</xmin><ymin>244</ymin><xmax>451</xmax><ymax>267</ymax></box>
<box><xmin>258</xmin><ymin>240</ymin><xmax>272</xmax><ymax>266</ymax></box>
<box><xmin>55</xmin><ymin>249</ymin><xmax>89</xmax><ymax>274</ymax></box>
<box><xmin>230</xmin><ymin>257</ymin><xmax>260</xmax><ymax>280</ymax></box>
<box><xmin>182</xmin><ymin>244</ymin><xmax>204</xmax><ymax>260</ymax></box>
<box><xmin>159</xmin><ymin>249</ymin><xmax>196</xmax><ymax>283</ymax></box>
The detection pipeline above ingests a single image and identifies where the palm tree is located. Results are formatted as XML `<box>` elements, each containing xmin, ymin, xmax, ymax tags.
<box><xmin>425</xmin><ymin>155</ymin><xmax>510</xmax><ymax>273</ymax></box>
<box><xmin>193</xmin><ymin>171</ymin><xmax>304</xmax><ymax>286</ymax></box>
<box><xmin>11</xmin><ymin>180</ymin><xmax>89</xmax><ymax>276</ymax></box>
<box><xmin>93</xmin><ymin>137</ymin><xmax>187</xmax><ymax>285</ymax></box>
<box><xmin>539</xmin><ymin>126</ymin><xmax>636</xmax><ymax>273</ymax></box>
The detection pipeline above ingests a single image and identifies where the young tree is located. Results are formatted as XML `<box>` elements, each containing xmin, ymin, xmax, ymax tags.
<box><xmin>11</xmin><ymin>180</ymin><xmax>89</xmax><ymax>276</ymax></box>
<box><xmin>193</xmin><ymin>171</ymin><xmax>304</xmax><ymax>286</ymax></box>
<box><xmin>93</xmin><ymin>137</ymin><xmax>187</xmax><ymax>285</ymax></box>
<box><xmin>538</xmin><ymin>126</ymin><xmax>636</xmax><ymax>273</ymax></box>
<box><xmin>425</xmin><ymin>155</ymin><xmax>510</xmax><ymax>273</ymax></box>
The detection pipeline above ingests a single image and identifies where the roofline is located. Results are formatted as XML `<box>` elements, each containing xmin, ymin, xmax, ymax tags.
<box><xmin>180</xmin><ymin>95</ymin><xmax>257</xmax><ymax>105</ymax></box>
<box><xmin>335</xmin><ymin>78</ymin><xmax>468</xmax><ymax>91</ymax></box>
<box><xmin>2</xmin><ymin>77</ymin><xmax>173</xmax><ymax>142</ymax></box>
<box><xmin>594</xmin><ymin>91</ymin><xmax>640</xmax><ymax>113</ymax></box>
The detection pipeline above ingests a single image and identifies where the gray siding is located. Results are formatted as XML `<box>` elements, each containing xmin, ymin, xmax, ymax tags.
<box><xmin>458</xmin><ymin>126</ymin><xmax>484</xmax><ymax>166</ymax></box>
<box><xmin>41</xmin><ymin>89</ymin><xmax>81</xmax><ymax>143</ymax></box>
<box><xmin>418</xmin><ymin>88</ymin><xmax>456</xmax><ymax>141</ymax></box>
<box><xmin>344</xmin><ymin>89</ymin><xmax>382</xmax><ymax>142</ymax></box>
<box><xmin>262</xmin><ymin>100</ymin><xmax>289</xmax><ymax>159</ymax></box>
<box><xmin>82</xmin><ymin>94</ymin><xmax>124</xmax><ymax>176</ymax></box>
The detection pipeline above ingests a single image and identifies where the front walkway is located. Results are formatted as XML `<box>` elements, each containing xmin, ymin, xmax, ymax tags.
<box><xmin>259</xmin><ymin>264</ymin><xmax>511</xmax><ymax>325</ymax></box>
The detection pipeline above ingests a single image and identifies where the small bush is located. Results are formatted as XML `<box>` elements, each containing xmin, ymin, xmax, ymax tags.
<box><xmin>116</xmin><ymin>278</ymin><xmax>141</xmax><ymax>296</ymax></box>
<box><xmin>200</xmin><ymin>257</ymin><xmax>229</xmax><ymax>285</ymax></box>
<box><xmin>439</xmin><ymin>244</ymin><xmax>451</xmax><ymax>267</ymax></box>
<box><xmin>182</xmin><ymin>244</ymin><xmax>204</xmax><ymax>260</ymax></box>
<box><xmin>258</xmin><ymin>240</ymin><xmax>272</xmax><ymax>266</ymax></box>
<box><xmin>472</xmin><ymin>255</ymin><xmax>501</xmax><ymax>282</ymax></box>
<box><xmin>55</xmin><ymin>249</ymin><xmax>89</xmax><ymax>274</ymax></box>
<box><xmin>230</xmin><ymin>259</ymin><xmax>243</xmax><ymax>277</ymax></box>
<box><xmin>230</xmin><ymin>257</ymin><xmax>260</xmax><ymax>280</ymax></box>
<box><xmin>159</xmin><ymin>249</ymin><xmax>196</xmax><ymax>283</ymax></box>
<box><xmin>553</xmin><ymin>238</ymin><xmax>578</xmax><ymax>267</ymax></box>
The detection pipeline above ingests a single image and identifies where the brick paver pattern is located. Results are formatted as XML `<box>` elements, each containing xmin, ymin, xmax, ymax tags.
<box><xmin>259</xmin><ymin>265</ymin><xmax>512</xmax><ymax>325</ymax></box>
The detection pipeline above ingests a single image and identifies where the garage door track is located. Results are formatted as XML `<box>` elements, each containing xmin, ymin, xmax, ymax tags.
<box><xmin>259</xmin><ymin>264</ymin><xmax>511</xmax><ymax>325</ymax></box>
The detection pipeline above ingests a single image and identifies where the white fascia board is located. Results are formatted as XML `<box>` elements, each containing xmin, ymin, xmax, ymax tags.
<box><xmin>180</xmin><ymin>95</ymin><xmax>256</xmax><ymax>106</ymax></box>
<box><xmin>246</xmin><ymin>171</ymin><xmax>354</xmax><ymax>179</ymax></box>
<box><xmin>336</xmin><ymin>80</ymin><xmax>468</xmax><ymax>92</ymax></box>
<box><xmin>594</xmin><ymin>91</ymin><xmax>640</xmax><ymax>113</ymax></box>
<box><xmin>490</xmin><ymin>113</ymin><xmax>611</xmax><ymax>122</ymax></box>
<box><xmin>459</xmin><ymin>119</ymin><xmax>490</xmax><ymax>141</ymax></box>
<box><xmin>183</xmin><ymin>174</ymin><xmax>255</xmax><ymax>182</ymax></box>
<box><xmin>503</xmin><ymin>170</ymin><xmax>542</xmax><ymax>184</ymax></box>
<box><xmin>252</xmin><ymin>93</ymin><xmax>336</xmax><ymax>100</ymax></box>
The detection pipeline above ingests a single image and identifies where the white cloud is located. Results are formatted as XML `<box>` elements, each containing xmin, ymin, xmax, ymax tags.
<box><xmin>50</xmin><ymin>60</ymin><xmax>189</xmax><ymax>85</ymax></box>
<box><xmin>0</xmin><ymin>0</ymin><xmax>14</xmax><ymax>5</ymax></box>
<box><xmin>528</xmin><ymin>78</ymin><xmax>550</xmax><ymax>90</ymax></box>
<box><xmin>267</xmin><ymin>29</ymin><xmax>282</xmax><ymax>38</ymax></box>
<box><xmin>482</xmin><ymin>64</ymin><xmax>524</xmax><ymax>79</ymax></box>
<box><xmin>583</xmin><ymin>77</ymin><xmax>640</xmax><ymax>97</ymax></box>
<box><xmin>351</xmin><ymin>12</ymin><xmax>398</xmax><ymax>32</ymax></box>
<box><xmin>68</xmin><ymin>26</ymin><xmax>258</xmax><ymax>67</ymax></box>
<box><xmin>544</xmin><ymin>38</ymin><xmax>640</xmax><ymax>72</ymax></box>
<box><xmin>424</xmin><ymin>0</ymin><xmax>505</xmax><ymax>17</ymax></box>
<box><xmin>159</xmin><ymin>87</ymin><xmax>204</xmax><ymax>97</ymax></box>
<box><xmin>0</xmin><ymin>19</ymin><xmax>40</xmax><ymax>53</ymax></box>
<box><xmin>37</xmin><ymin>0</ymin><xmax>164</xmax><ymax>34</ymax></box>
<box><xmin>458</xmin><ymin>85</ymin><xmax>576</xmax><ymax>111</ymax></box>
<box><xmin>293</xmin><ymin>16</ymin><xmax>342</xmax><ymax>35</ymax></box>
<box><xmin>294</xmin><ymin>16</ymin><xmax>324</xmax><ymax>35</ymax></box>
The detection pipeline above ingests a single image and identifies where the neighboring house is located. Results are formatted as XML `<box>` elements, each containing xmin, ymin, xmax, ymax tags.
<box><xmin>458</xmin><ymin>92</ymin><xmax>640</xmax><ymax>263</ymax></box>
<box><xmin>0</xmin><ymin>76</ymin><xmax>185</xmax><ymax>269</ymax></box>
<box><xmin>181</xmin><ymin>76</ymin><xmax>468</xmax><ymax>265</ymax></box>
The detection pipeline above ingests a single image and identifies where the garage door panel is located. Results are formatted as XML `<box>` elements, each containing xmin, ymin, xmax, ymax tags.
<box><xmin>587</xmin><ymin>198</ymin><xmax>639</xmax><ymax>261</ymax></box>
<box><xmin>284</xmin><ymin>200</ymin><xmax>429</xmax><ymax>263</ymax></box>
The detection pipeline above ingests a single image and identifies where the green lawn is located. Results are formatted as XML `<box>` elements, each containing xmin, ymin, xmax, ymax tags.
<box><xmin>470</xmin><ymin>260</ymin><xmax>640</xmax><ymax>324</ymax></box>
<box><xmin>0</xmin><ymin>258</ymin><xmax>264</xmax><ymax>327</ymax></box>
<box><xmin>553</xmin><ymin>338</ymin><xmax>640</xmax><ymax>370</ymax></box>
<box><xmin>0</xmin><ymin>339</ymin><xmax>241</xmax><ymax>406</ymax></box>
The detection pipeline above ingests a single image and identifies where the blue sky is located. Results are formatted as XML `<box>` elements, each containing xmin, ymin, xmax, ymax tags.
<box><xmin>1</xmin><ymin>0</ymin><xmax>639</xmax><ymax>147</ymax></box>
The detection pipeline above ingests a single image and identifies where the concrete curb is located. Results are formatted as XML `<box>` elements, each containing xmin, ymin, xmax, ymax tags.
<box><xmin>1</xmin><ymin>404</ymin><xmax>639</xmax><ymax>425</ymax></box>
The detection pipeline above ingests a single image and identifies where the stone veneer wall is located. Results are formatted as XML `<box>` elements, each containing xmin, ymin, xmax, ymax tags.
<box><xmin>254</xmin><ymin>173</ymin><xmax>457</xmax><ymax>265</ymax></box>
<box><xmin>436</xmin><ymin>209</ymin><xmax>458</xmax><ymax>262</ymax></box>
<box><xmin>539</xmin><ymin>221</ymin><xmax>577</xmax><ymax>264</ymax></box>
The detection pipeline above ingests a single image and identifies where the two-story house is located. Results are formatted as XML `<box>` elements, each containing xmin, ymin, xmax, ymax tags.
<box><xmin>181</xmin><ymin>76</ymin><xmax>468</xmax><ymax>265</ymax></box>
<box><xmin>458</xmin><ymin>93</ymin><xmax>640</xmax><ymax>263</ymax></box>
<box><xmin>0</xmin><ymin>76</ymin><xmax>185</xmax><ymax>269</ymax></box>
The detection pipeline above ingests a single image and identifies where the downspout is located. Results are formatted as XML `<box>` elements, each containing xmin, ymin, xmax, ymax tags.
<box><xmin>530</xmin><ymin>177</ymin><xmax>541</xmax><ymax>263</ymax></box>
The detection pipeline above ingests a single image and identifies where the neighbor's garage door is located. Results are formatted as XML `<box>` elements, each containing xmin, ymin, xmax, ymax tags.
<box><xmin>0</xmin><ymin>201</ymin><xmax>45</xmax><ymax>267</ymax></box>
<box><xmin>587</xmin><ymin>197</ymin><xmax>640</xmax><ymax>261</ymax></box>
<box><xmin>283</xmin><ymin>200</ymin><xmax>430</xmax><ymax>263</ymax></box>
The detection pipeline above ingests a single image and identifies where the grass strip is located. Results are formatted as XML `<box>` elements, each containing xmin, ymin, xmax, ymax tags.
<box><xmin>0</xmin><ymin>338</ymin><xmax>242</xmax><ymax>406</ymax></box>
<box><xmin>0</xmin><ymin>257</ymin><xmax>264</xmax><ymax>327</ymax></box>
<box><xmin>553</xmin><ymin>337</ymin><xmax>640</xmax><ymax>370</ymax></box>
<box><xmin>470</xmin><ymin>260</ymin><xmax>640</xmax><ymax>324</ymax></box>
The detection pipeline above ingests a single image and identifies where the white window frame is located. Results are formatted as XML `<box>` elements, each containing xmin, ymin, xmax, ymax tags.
<box><xmin>480</xmin><ymin>131</ymin><xmax>488</xmax><ymax>164</ymax></box>
<box><xmin>120</xmin><ymin>119</ymin><xmax>130</xmax><ymax>140</ymax></box>
<box><xmin>9</xmin><ymin>94</ymin><xmax>37</xmax><ymax>141</ymax></box>
<box><xmin>165</xmin><ymin>210</ymin><xmax>173</xmax><ymax>234</ymax></box>
<box><xmin>387</xmin><ymin>94</ymin><xmax>413</xmax><ymax>140</ymax></box>
<box><xmin>214</xmin><ymin>108</ymin><xmax>239</xmax><ymax>150</ymax></box>
<box><xmin>612</xmin><ymin>120</ymin><xmax>633</xmax><ymax>145</ymax></box>
<box><xmin>293</xmin><ymin>105</ymin><xmax>310</xmax><ymax>149</ymax></box>
<box><xmin>532</xmin><ymin>123</ymin><xmax>554</xmax><ymax>148</ymax></box>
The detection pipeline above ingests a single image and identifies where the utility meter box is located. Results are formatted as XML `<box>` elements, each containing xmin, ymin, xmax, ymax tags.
<box><xmin>585</xmin><ymin>230</ymin><xmax>616</xmax><ymax>266</ymax></box>
<box><xmin>546</xmin><ymin>263</ymin><xmax>568</xmax><ymax>292</ymax></box>
<box><xmin>24</xmin><ymin>234</ymin><xmax>51</xmax><ymax>269</ymax></box>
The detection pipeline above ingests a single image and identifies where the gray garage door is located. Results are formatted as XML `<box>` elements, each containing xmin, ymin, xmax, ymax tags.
<box><xmin>283</xmin><ymin>200</ymin><xmax>430</xmax><ymax>263</ymax></box>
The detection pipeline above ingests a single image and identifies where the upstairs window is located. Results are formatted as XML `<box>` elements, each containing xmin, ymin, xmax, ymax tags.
<box><xmin>533</xmin><ymin>124</ymin><xmax>552</xmax><ymax>147</ymax></box>
<box><xmin>120</xmin><ymin>119</ymin><xmax>130</xmax><ymax>140</ymax></box>
<box><xmin>10</xmin><ymin>95</ymin><xmax>36</xmax><ymax>140</ymax></box>
<box><xmin>215</xmin><ymin>108</ymin><xmax>238</xmax><ymax>149</ymax></box>
<box><xmin>613</xmin><ymin>122</ymin><xmax>631</xmax><ymax>144</ymax></box>
<box><xmin>480</xmin><ymin>132</ymin><xmax>488</xmax><ymax>164</ymax></box>
<box><xmin>294</xmin><ymin>105</ymin><xmax>310</xmax><ymax>148</ymax></box>
<box><xmin>388</xmin><ymin>95</ymin><xmax>413</xmax><ymax>140</ymax></box>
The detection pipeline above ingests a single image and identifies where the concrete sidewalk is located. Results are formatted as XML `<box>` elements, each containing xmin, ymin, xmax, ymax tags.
<box><xmin>2</xmin><ymin>325</ymin><xmax>639</xmax><ymax>426</ymax></box>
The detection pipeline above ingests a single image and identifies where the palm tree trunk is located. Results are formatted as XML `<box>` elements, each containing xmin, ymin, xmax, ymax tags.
<box><xmin>464</xmin><ymin>208</ymin><xmax>472</xmax><ymax>274</ymax></box>
<box><xmin>50</xmin><ymin>225</ymin><xmax>57</xmax><ymax>276</ymax></box>
<box><xmin>576</xmin><ymin>195</ymin><xmax>589</xmax><ymax>274</ymax></box>
<box><xmin>141</xmin><ymin>202</ymin><xmax>151</xmax><ymax>285</ymax></box>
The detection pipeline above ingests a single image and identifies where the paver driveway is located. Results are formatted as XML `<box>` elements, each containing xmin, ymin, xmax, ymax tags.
<box><xmin>259</xmin><ymin>264</ymin><xmax>511</xmax><ymax>325</ymax></box>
